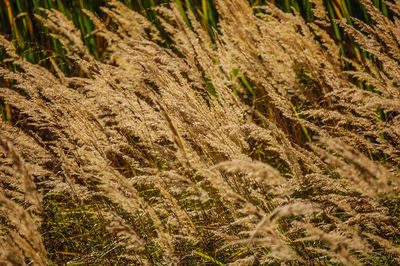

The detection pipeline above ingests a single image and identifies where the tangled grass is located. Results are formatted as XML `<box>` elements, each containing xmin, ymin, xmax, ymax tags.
<box><xmin>1</xmin><ymin>0</ymin><xmax>400</xmax><ymax>264</ymax></box>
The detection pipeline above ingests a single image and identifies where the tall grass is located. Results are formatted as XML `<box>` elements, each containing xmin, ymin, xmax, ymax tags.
<box><xmin>0</xmin><ymin>1</ymin><xmax>391</xmax><ymax>66</ymax></box>
<box><xmin>1</xmin><ymin>0</ymin><xmax>400</xmax><ymax>265</ymax></box>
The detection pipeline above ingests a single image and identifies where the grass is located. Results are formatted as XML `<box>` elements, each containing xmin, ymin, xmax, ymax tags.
<box><xmin>0</xmin><ymin>0</ymin><xmax>390</xmax><ymax>72</ymax></box>
<box><xmin>1</xmin><ymin>0</ymin><xmax>399</xmax><ymax>265</ymax></box>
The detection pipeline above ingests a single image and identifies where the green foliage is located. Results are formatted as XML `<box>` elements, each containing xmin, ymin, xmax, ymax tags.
<box><xmin>41</xmin><ymin>193</ymin><xmax>129</xmax><ymax>264</ymax></box>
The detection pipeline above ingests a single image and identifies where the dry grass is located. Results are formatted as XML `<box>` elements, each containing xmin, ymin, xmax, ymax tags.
<box><xmin>1</xmin><ymin>0</ymin><xmax>399</xmax><ymax>264</ymax></box>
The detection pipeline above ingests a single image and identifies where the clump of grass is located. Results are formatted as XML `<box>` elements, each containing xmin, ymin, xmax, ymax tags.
<box><xmin>1</xmin><ymin>0</ymin><xmax>400</xmax><ymax>264</ymax></box>
<box><xmin>41</xmin><ymin>193</ymin><xmax>132</xmax><ymax>264</ymax></box>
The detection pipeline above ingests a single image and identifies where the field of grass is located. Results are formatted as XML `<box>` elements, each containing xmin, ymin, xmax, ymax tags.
<box><xmin>1</xmin><ymin>0</ymin><xmax>400</xmax><ymax>265</ymax></box>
